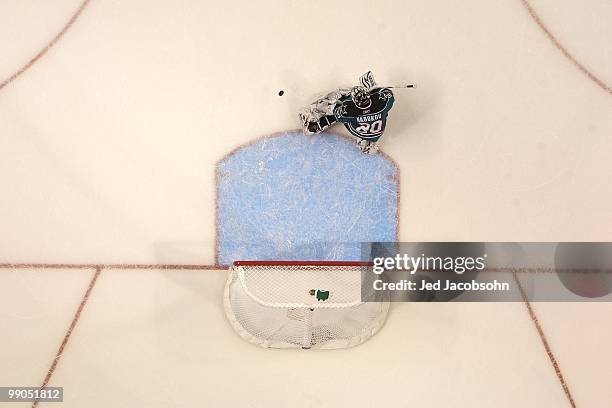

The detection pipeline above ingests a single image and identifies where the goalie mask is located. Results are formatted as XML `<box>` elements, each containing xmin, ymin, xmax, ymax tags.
<box><xmin>350</xmin><ymin>86</ymin><xmax>370</xmax><ymax>109</ymax></box>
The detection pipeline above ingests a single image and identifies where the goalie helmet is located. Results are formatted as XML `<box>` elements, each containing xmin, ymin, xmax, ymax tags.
<box><xmin>350</xmin><ymin>86</ymin><xmax>370</xmax><ymax>109</ymax></box>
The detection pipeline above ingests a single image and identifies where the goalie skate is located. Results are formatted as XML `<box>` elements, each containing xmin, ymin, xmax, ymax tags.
<box><xmin>358</xmin><ymin>139</ymin><xmax>380</xmax><ymax>155</ymax></box>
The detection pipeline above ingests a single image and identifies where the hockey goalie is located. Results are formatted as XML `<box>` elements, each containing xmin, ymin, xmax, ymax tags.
<box><xmin>299</xmin><ymin>71</ymin><xmax>396</xmax><ymax>154</ymax></box>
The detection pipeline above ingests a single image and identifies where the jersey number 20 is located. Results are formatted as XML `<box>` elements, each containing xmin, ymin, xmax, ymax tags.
<box><xmin>356</xmin><ymin>120</ymin><xmax>383</xmax><ymax>135</ymax></box>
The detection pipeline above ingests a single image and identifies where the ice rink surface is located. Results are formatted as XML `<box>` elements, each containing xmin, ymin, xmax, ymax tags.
<box><xmin>216</xmin><ymin>132</ymin><xmax>399</xmax><ymax>264</ymax></box>
<box><xmin>0</xmin><ymin>0</ymin><xmax>611</xmax><ymax>406</ymax></box>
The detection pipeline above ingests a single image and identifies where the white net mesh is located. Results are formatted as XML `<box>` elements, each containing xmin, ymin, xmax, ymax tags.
<box><xmin>224</xmin><ymin>262</ymin><xmax>389</xmax><ymax>349</ymax></box>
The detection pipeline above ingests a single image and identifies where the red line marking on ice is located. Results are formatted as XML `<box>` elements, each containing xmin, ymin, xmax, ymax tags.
<box><xmin>32</xmin><ymin>266</ymin><xmax>101</xmax><ymax>408</ymax></box>
<box><xmin>0</xmin><ymin>0</ymin><xmax>92</xmax><ymax>91</ymax></box>
<box><xmin>520</xmin><ymin>0</ymin><xmax>611</xmax><ymax>95</ymax></box>
<box><xmin>2</xmin><ymin>262</ymin><xmax>225</xmax><ymax>406</ymax></box>
<box><xmin>0</xmin><ymin>263</ymin><xmax>228</xmax><ymax>270</ymax></box>
<box><xmin>513</xmin><ymin>272</ymin><xmax>577</xmax><ymax>408</ymax></box>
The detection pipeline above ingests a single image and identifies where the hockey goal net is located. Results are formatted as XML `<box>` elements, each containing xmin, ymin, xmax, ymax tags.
<box><xmin>224</xmin><ymin>261</ymin><xmax>389</xmax><ymax>349</ymax></box>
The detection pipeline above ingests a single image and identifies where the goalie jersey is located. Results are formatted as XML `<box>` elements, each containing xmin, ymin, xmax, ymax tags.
<box><xmin>333</xmin><ymin>88</ymin><xmax>395</xmax><ymax>142</ymax></box>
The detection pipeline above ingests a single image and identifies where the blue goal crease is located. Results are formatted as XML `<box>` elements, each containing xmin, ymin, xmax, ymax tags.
<box><xmin>216</xmin><ymin>132</ymin><xmax>399</xmax><ymax>265</ymax></box>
